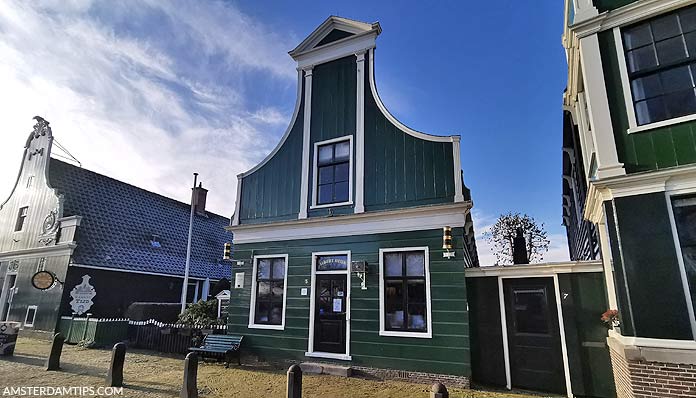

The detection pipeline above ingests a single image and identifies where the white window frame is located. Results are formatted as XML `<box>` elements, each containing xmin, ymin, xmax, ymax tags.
<box><xmin>378</xmin><ymin>246</ymin><xmax>433</xmax><ymax>339</ymax></box>
<box><xmin>613</xmin><ymin>25</ymin><xmax>696</xmax><ymax>135</ymax></box>
<box><xmin>310</xmin><ymin>135</ymin><xmax>354</xmax><ymax>209</ymax></box>
<box><xmin>306</xmin><ymin>250</ymin><xmax>352</xmax><ymax>361</ymax></box>
<box><xmin>24</xmin><ymin>305</ymin><xmax>37</xmax><ymax>327</ymax></box>
<box><xmin>248</xmin><ymin>254</ymin><xmax>289</xmax><ymax>331</ymax></box>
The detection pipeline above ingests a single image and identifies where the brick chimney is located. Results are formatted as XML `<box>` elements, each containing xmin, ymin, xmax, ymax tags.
<box><xmin>192</xmin><ymin>182</ymin><xmax>208</xmax><ymax>216</ymax></box>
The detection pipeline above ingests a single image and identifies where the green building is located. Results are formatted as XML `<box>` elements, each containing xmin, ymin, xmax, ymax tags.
<box><xmin>563</xmin><ymin>0</ymin><xmax>696</xmax><ymax>396</ymax></box>
<box><xmin>226</xmin><ymin>16</ymin><xmax>478</xmax><ymax>385</ymax></box>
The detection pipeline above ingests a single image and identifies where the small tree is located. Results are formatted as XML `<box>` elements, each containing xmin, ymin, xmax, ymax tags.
<box><xmin>486</xmin><ymin>212</ymin><xmax>550</xmax><ymax>265</ymax></box>
<box><xmin>177</xmin><ymin>299</ymin><xmax>222</xmax><ymax>326</ymax></box>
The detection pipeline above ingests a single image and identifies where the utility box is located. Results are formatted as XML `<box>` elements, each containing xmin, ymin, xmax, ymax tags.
<box><xmin>0</xmin><ymin>322</ymin><xmax>21</xmax><ymax>356</ymax></box>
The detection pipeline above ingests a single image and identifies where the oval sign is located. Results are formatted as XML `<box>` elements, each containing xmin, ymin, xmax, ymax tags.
<box><xmin>31</xmin><ymin>271</ymin><xmax>56</xmax><ymax>290</ymax></box>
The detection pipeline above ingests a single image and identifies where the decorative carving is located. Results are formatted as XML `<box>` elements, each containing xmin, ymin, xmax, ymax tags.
<box><xmin>42</xmin><ymin>210</ymin><xmax>58</xmax><ymax>235</ymax></box>
<box><xmin>27</xmin><ymin>147</ymin><xmax>44</xmax><ymax>160</ymax></box>
<box><xmin>32</xmin><ymin>116</ymin><xmax>51</xmax><ymax>138</ymax></box>
<box><xmin>8</xmin><ymin>260</ymin><xmax>20</xmax><ymax>272</ymax></box>
<box><xmin>38</xmin><ymin>237</ymin><xmax>54</xmax><ymax>246</ymax></box>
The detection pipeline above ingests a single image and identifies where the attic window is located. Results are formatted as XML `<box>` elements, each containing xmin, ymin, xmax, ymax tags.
<box><xmin>15</xmin><ymin>207</ymin><xmax>28</xmax><ymax>232</ymax></box>
<box><xmin>150</xmin><ymin>235</ymin><xmax>161</xmax><ymax>248</ymax></box>
<box><xmin>312</xmin><ymin>136</ymin><xmax>353</xmax><ymax>208</ymax></box>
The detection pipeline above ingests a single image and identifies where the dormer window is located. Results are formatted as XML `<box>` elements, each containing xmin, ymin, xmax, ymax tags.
<box><xmin>313</xmin><ymin>136</ymin><xmax>353</xmax><ymax>207</ymax></box>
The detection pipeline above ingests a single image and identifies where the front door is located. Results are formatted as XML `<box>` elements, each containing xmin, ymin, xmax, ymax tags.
<box><xmin>313</xmin><ymin>274</ymin><xmax>347</xmax><ymax>354</ymax></box>
<box><xmin>504</xmin><ymin>277</ymin><xmax>565</xmax><ymax>394</ymax></box>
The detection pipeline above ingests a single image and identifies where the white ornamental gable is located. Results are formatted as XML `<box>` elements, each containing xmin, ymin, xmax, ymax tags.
<box><xmin>70</xmin><ymin>275</ymin><xmax>96</xmax><ymax>315</ymax></box>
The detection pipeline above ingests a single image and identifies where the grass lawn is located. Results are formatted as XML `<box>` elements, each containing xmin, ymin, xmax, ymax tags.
<box><xmin>0</xmin><ymin>337</ymin><xmax>557</xmax><ymax>397</ymax></box>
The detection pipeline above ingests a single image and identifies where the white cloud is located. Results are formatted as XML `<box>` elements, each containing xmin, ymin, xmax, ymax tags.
<box><xmin>472</xmin><ymin>209</ymin><xmax>569</xmax><ymax>266</ymax></box>
<box><xmin>0</xmin><ymin>1</ymin><xmax>298</xmax><ymax>217</ymax></box>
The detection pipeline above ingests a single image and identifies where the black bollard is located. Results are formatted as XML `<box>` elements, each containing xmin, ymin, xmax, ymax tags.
<box><xmin>430</xmin><ymin>382</ymin><xmax>449</xmax><ymax>398</ymax></box>
<box><xmin>287</xmin><ymin>364</ymin><xmax>302</xmax><ymax>398</ymax></box>
<box><xmin>45</xmin><ymin>333</ymin><xmax>65</xmax><ymax>371</ymax></box>
<box><xmin>180</xmin><ymin>352</ymin><xmax>198</xmax><ymax>398</ymax></box>
<box><xmin>106</xmin><ymin>343</ymin><xmax>127</xmax><ymax>387</ymax></box>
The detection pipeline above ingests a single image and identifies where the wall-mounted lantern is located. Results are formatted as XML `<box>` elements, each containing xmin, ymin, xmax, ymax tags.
<box><xmin>223</xmin><ymin>242</ymin><xmax>231</xmax><ymax>260</ymax></box>
<box><xmin>443</xmin><ymin>226</ymin><xmax>455</xmax><ymax>259</ymax></box>
<box><xmin>351</xmin><ymin>261</ymin><xmax>368</xmax><ymax>290</ymax></box>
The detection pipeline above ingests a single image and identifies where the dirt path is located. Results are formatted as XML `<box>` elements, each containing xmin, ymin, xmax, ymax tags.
<box><xmin>0</xmin><ymin>338</ymin><xmax>552</xmax><ymax>398</ymax></box>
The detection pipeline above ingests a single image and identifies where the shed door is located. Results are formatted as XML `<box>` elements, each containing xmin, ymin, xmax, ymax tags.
<box><xmin>504</xmin><ymin>277</ymin><xmax>565</xmax><ymax>394</ymax></box>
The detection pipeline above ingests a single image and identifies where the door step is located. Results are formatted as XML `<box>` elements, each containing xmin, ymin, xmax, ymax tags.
<box><xmin>299</xmin><ymin>362</ymin><xmax>353</xmax><ymax>377</ymax></box>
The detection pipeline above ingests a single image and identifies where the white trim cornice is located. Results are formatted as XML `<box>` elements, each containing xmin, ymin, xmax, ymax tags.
<box><xmin>465</xmin><ymin>261</ymin><xmax>603</xmax><ymax>277</ymax></box>
<box><xmin>0</xmin><ymin>242</ymin><xmax>76</xmax><ymax>260</ymax></box>
<box><xmin>571</xmin><ymin>0</ymin><xmax>696</xmax><ymax>38</ymax></box>
<box><xmin>228</xmin><ymin>202</ymin><xmax>472</xmax><ymax>244</ymax></box>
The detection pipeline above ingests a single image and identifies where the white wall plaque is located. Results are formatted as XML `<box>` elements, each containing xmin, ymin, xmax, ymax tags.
<box><xmin>301</xmin><ymin>287</ymin><xmax>308</xmax><ymax>296</ymax></box>
<box><xmin>234</xmin><ymin>272</ymin><xmax>244</xmax><ymax>289</ymax></box>
<box><xmin>69</xmin><ymin>275</ymin><xmax>96</xmax><ymax>315</ymax></box>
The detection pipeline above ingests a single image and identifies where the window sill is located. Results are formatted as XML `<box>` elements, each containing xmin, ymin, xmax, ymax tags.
<box><xmin>305</xmin><ymin>351</ymin><xmax>352</xmax><ymax>361</ymax></box>
<box><xmin>310</xmin><ymin>201</ymin><xmax>353</xmax><ymax>210</ymax></box>
<box><xmin>628</xmin><ymin>114</ymin><xmax>696</xmax><ymax>134</ymax></box>
<box><xmin>248</xmin><ymin>323</ymin><xmax>284</xmax><ymax>331</ymax></box>
<box><xmin>379</xmin><ymin>330</ymin><xmax>432</xmax><ymax>339</ymax></box>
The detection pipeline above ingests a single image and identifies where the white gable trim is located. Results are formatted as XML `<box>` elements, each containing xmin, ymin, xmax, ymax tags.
<box><xmin>289</xmin><ymin>16</ymin><xmax>379</xmax><ymax>58</ymax></box>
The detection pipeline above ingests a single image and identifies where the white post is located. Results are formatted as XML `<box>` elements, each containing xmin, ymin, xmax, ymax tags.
<box><xmin>180</xmin><ymin>173</ymin><xmax>198</xmax><ymax>314</ymax></box>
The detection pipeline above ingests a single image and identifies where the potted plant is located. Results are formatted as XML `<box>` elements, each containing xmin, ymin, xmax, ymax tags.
<box><xmin>601</xmin><ymin>309</ymin><xmax>620</xmax><ymax>332</ymax></box>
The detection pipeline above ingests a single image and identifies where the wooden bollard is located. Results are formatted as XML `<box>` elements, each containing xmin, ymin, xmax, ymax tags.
<box><xmin>106</xmin><ymin>343</ymin><xmax>126</xmax><ymax>387</ymax></box>
<box><xmin>181</xmin><ymin>352</ymin><xmax>198</xmax><ymax>398</ymax></box>
<box><xmin>45</xmin><ymin>333</ymin><xmax>65</xmax><ymax>371</ymax></box>
<box><xmin>430</xmin><ymin>382</ymin><xmax>448</xmax><ymax>398</ymax></box>
<box><xmin>287</xmin><ymin>364</ymin><xmax>302</xmax><ymax>398</ymax></box>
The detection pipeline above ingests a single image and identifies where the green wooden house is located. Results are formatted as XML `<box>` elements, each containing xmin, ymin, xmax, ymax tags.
<box><xmin>226</xmin><ymin>16</ymin><xmax>478</xmax><ymax>385</ymax></box>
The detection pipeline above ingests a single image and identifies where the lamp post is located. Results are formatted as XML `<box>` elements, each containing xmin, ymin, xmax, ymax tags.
<box><xmin>180</xmin><ymin>173</ymin><xmax>198</xmax><ymax>314</ymax></box>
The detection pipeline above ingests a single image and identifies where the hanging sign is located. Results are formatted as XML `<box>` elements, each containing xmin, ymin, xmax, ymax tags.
<box><xmin>69</xmin><ymin>275</ymin><xmax>96</xmax><ymax>315</ymax></box>
<box><xmin>31</xmin><ymin>271</ymin><xmax>57</xmax><ymax>290</ymax></box>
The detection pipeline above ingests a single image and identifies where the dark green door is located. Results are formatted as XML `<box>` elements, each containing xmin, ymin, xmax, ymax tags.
<box><xmin>313</xmin><ymin>274</ymin><xmax>347</xmax><ymax>354</ymax></box>
<box><xmin>504</xmin><ymin>277</ymin><xmax>565</xmax><ymax>394</ymax></box>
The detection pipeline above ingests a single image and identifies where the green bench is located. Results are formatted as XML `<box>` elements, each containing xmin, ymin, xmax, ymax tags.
<box><xmin>188</xmin><ymin>334</ymin><xmax>243</xmax><ymax>367</ymax></box>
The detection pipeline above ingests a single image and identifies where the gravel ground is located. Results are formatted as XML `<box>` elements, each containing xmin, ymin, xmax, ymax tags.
<box><xmin>0</xmin><ymin>338</ymin><xmax>556</xmax><ymax>398</ymax></box>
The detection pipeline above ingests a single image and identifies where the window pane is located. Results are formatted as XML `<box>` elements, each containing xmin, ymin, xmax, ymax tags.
<box><xmin>272</xmin><ymin>281</ymin><xmax>284</xmax><ymax>297</ymax></box>
<box><xmin>672</xmin><ymin>196</ymin><xmax>696</xmax><ymax>328</ymax></box>
<box><xmin>318</xmin><ymin>184</ymin><xmax>332</xmax><ymax>204</ymax></box>
<box><xmin>685</xmin><ymin>31</ymin><xmax>696</xmax><ymax>57</ymax></box>
<box><xmin>631</xmin><ymin>73</ymin><xmax>663</xmax><ymax>100</ymax></box>
<box><xmin>661</xmin><ymin>65</ymin><xmax>693</xmax><ymax>93</ymax></box>
<box><xmin>257</xmin><ymin>281</ymin><xmax>271</xmax><ymax>298</ymax></box>
<box><xmin>334</xmin><ymin>163</ymin><xmax>349</xmax><ymax>182</ymax></box>
<box><xmin>334</xmin><ymin>181</ymin><xmax>349</xmax><ymax>202</ymax></box>
<box><xmin>318</xmin><ymin>166</ymin><xmax>333</xmax><ymax>184</ymax></box>
<box><xmin>664</xmin><ymin>89</ymin><xmax>696</xmax><ymax>119</ymax></box>
<box><xmin>257</xmin><ymin>259</ymin><xmax>271</xmax><ymax>279</ymax></box>
<box><xmin>384</xmin><ymin>253</ymin><xmax>403</xmax><ymax>276</ymax></box>
<box><xmin>385</xmin><ymin>281</ymin><xmax>404</xmax><ymax>329</ymax></box>
<box><xmin>513</xmin><ymin>289</ymin><xmax>550</xmax><ymax>334</ymax></box>
<box><xmin>635</xmin><ymin>97</ymin><xmax>667</xmax><ymax>125</ymax></box>
<box><xmin>407</xmin><ymin>280</ymin><xmax>426</xmax><ymax>304</ymax></box>
<box><xmin>623</xmin><ymin>24</ymin><xmax>653</xmax><ymax>50</ymax></box>
<box><xmin>681</xmin><ymin>7</ymin><xmax>696</xmax><ymax>33</ymax></box>
<box><xmin>408</xmin><ymin>304</ymin><xmax>427</xmax><ymax>331</ymax></box>
<box><xmin>269</xmin><ymin>303</ymin><xmax>283</xmax><ymax>325</ymax></box>
<box><xmin>651</xmin><ymin>14</ymin><xmax>681</xmax><ymax>41</ymax></box>
<box><xmin>272</xmin><ymin>259</ymin><xmax>286</xmax><ymax>279</ymax></box>
<box><xmin>627</xmin><ymin>45</ymin><xmax>658</xmax><ymax>73</ymax></box>
<box><xmin>318</xmin><ymin>145</ymin><xmax>333</xmax><ymax>164</ymax></box>
<box><xmin>334</xmin><ymin>141</ymin><xmax>350</xmax><ymax>161</ymax></box>
<box><xmin>255</xmin><ymin>302</ymin><xmax>270</xmax><ymax>323</ymax></box>
<box><xmin>655</xmin><ymin>36</ymin><xmax>687</xmax><ymax>65</ymax></box>
<box><xmin>406</xmin><ymin>252</ymin><xmax>425</xmax><ymax>276</ymax></box>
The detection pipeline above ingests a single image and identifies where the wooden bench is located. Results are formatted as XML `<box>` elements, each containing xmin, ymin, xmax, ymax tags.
<box><xmin>188</xmin><ymin>334</ymin><xmax>243</xmax><ymax>367</ymax></box>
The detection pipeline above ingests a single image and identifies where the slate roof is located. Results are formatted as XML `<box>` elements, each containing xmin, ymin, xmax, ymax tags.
<box><xmin>48</xmin><ymin>159</ymin><xmax>231</xmax><ymax>280</ymax></box>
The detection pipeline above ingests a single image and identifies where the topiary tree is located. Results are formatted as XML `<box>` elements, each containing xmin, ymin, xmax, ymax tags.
<box><xmin>177</xmin><ymin>299</ymin><xmax>222</xmax><ymax>326</ymax></box>
<box><xmin>486</xmin><ymin>212</ymin><xmax>550</xmax><ymax>265</ymax></box>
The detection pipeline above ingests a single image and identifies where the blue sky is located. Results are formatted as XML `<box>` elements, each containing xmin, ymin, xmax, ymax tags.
<box><xmin>0</xmin><ymin>1</ymin><xmax>569</xmax><ymax>264</ymax></box>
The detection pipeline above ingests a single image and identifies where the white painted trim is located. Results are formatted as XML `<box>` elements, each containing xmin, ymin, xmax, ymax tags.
<box><xmin>299</xmin><ymin>68</ymin><xmax>313</xmax><ymax>220</ymax></box>
<box><xmin>664</xmin><ymin>191</ymin><xmax>696</xmax><ymax>338</ymax></box>
<box><xmin>24</xmin><ymin>305</ymin><xmax>37</xmax><ymax>328</ymax></box>
<box><xmin>229</xmin><ymin>202</ymin><xmax>471</xmax><ymax>244</ymax></box>
<box><xmin>248</xmin><ymin>254</ymin><xmax>289</xmax><ymax>331</ymax></box>
<box><xmin>294</xmin><ymin>32</ymin><xmax>378</xmax><ymax>70</ymax></box>
<box><xmin>239</xmin><ymin>70</ymin><xmax>304</xmax><ymax>178</ymax></box>
<box><xmin>598</xmin><ymin>219</ymin><xmax>619</xmax><ymax>310</ymax></box>
<box><xmin>307</xmin><ymin>250</ymin><xmax>352</xmax><ymax>358</ymax></box>
<box><xmin>608</xmin><ymin>328</ymin><xmax>696</xmax><ymax>349</ymax></box>
<box><xmin>71</xmin><ymin>263</ymin><xmax>214</xmax><ymax>281</ymax></box>
<box><xmin>289</xmin><ymin>16</ymin><xmax>378</xmax><ymax>57</ymax></box>
<box><xmin>465</xmin><ymin>261</ymin><xmax>604</xmax><ymax>277</ymax></box>
<box><xmin>0</xmin><ymin>243</ymin><xmax>76</xmax><ymax>261</ymax></box>
<box><xmin>355</xmin><ymin>52</ymin><xmax>366</xmax><ymax>214</ymax></box>
<box><xmin>232</xmin><ymin>175</ymin><xmax>242</xmax><ymax>226</ymax></box>
<box><xmin>498</xmin><ymin>277</ymin><xmax>511</xmax><ymax>390</ymax></box>
<box><xmin>553</xmin><ymin>274</ymin><xmax>575</xmax><ymax>398</ymax></box>
<box><xmin>452</xmin><ymin>137</ymin><xmax>464</xmax><ymax>202</ymax></box>
<box><xmin>310</xmin><ymin>135</ymin><xmax>354</xmax><ymax>209</ymax></box>
<box><xmin>578</xmin><ymin>34</ymin><xmax>625</xmax><ymax>179</ymax></box>
<box><xmin>630</xmin><ymin>114</ymin><xmax>696</xmax><ymax>134</ymax></box>
<box><xmin>367</xmin><ymin>48</ymin><xmax>457</xmax><ymax>144</ymax></box>
<box><xmin>378</xmin><ymin>247</ymin><xmax>432</xmax><ymax>339</ymax></box>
